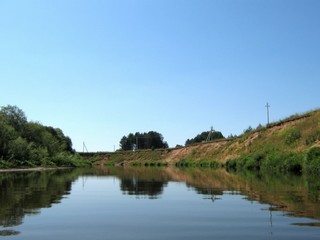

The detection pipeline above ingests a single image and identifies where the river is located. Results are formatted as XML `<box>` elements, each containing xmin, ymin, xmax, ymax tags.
<box><xmin>0</xmin><ymin>167</ymin><xmax>319</xmax><ymax>239</ymax></box>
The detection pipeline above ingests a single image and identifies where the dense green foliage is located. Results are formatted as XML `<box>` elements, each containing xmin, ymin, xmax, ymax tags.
<box><xmin>226</xmin><ymin>147</ymin><xmax>320</xmax><ymax>175</ymax></box>
<box><xmin>0</xmin><ymin>105</ymin><xmax>89</xmax><ymax>168</ymax></box>
<box><xmin>120</xmin><ymin>131</ymin><xmax>168</xmax><ymax>151</ymax></box>
<box><xmin>305</xmin><ymin>147</ymin><xmax>320</xmax><ymax>174</ymax></box>
<box><xmin>185</xmin><ymin>130</ymin><xmax>224</xmax><ymax>146</ymax></box>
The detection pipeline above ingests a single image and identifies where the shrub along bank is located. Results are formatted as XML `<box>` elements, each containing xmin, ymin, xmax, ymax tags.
<box><xmin>225</xmin><ymin>147</ymin><xmax>320</xmax><ymax>175</ymax></box>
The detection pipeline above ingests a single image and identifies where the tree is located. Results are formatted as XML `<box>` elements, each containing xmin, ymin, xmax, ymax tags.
<box><xmin>0</xmin><ymin>105</ymin><xmax>27</xmax><ymax>132</ymax></box>
<box><xmin>22</xmin><ymin>122</ymin><xmax>74</xmax><ymax>155</ymax></box>
<box><xmin>8</xmin><ymin>137</ymin><xmax>30</xmax><ymax>165</ymax></box>
<box><xmin>243</xmin><ymin>126</ymin><xmax>253</xmax><ymax>134</ymax></box>
<box><xmin>120</xmin><ymin>131</ymin><xmax>168</xmax><ymax>150</ymax></box>
<box><xmin>120</xmin><ymin>133</ymin><xmax>136</xmax><ymax>151</ymax></box>
<box><xmin>45</xmin><ymin>127</ymin><xmax>73</xmax><ymax>153</ymax></box>
<box><xmin>185</xmin><ymin>130</ymin><xmax>224</xmax><ymax>146</ymax></box>
<box><xmin>0</xmin><ymin>121</ymin><xmax>17</xmax><ymax>159</ymax></box>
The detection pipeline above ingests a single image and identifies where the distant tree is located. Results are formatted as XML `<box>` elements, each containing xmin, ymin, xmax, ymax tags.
<box><xmin>185</xmin><ymin>130</ymin><xmax>224</xmax><ymax>146</ymax></box>
<box><xmin>0</xmin><ymin>105</ymin><xmax>27</xmax><ymax>132</ymax></box>
<box><xmin>120</xmin><ymin>134</ymin><xmax>135</xmax><ymax>151</ymax></box>
<box><xmin>256</xmin><ymin>124</ymin><xmax>263</xmax><ymax>130</ymax></box>
<box><xmin>120</xmin><ymin>131</ymin><xmax>168</xmax><ymax>151</ymax></box>
<box><xmin>227</xmin><ymin>134</ymin><xmax>234</xmax><ymax>139</ymax></box>
<box><xmin>243</xmin><ymin>126</ymin><xmax>253</xmax><ymax>134</ymax></box>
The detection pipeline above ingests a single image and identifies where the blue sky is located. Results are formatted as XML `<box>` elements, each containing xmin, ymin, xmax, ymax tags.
<box><xmin>1</xmin><ymin>0</ymin><xmax>319</xmax><ymax>152</ymax></box>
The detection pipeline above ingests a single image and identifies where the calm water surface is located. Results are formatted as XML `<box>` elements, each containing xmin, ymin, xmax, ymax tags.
<box><xmin>0</xmin><ymin>167</ymin><xmax>320</xmax><ymax>239</ymax></box>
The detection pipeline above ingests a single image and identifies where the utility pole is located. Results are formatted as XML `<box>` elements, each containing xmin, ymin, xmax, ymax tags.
<box><xmin>83</xmin><ymin>142</ymin><xmax>88</xmax><ymax>153</ymax></box>
<box><xmin>265</xmin><ymin>102</ymin><xmax>270</xmax><ymax>125</ymax></box>
<box><xmin>206</xmin><ymin>126</ymin><xmax>214</xmax><ymax>142</ymax></box>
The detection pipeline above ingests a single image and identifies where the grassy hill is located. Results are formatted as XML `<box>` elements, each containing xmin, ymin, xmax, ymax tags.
<box><xmin>86</xmin><ymin>109</ymin><xmax>320</xmax><ymax>174</ymax></box>
<box><xmin>166</xmin><ymin>109</ymin><xmax>320</xmax><ymax>173</ymax></box>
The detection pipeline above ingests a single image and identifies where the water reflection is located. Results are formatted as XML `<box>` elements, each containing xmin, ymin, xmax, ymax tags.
<box><xmin>117</xmin><ymin>168</ymin><xmax>168</xmax><ymax>198</ymax></box>
<box><xmin>120</xmin><ymin>179</ymin><xmax>166</xmax><ymax>198</ymax></box>
<box><xmin>0</xmin><ymin>169</ymin><xmax>82</xmax><ymax>234</ymax></box>
<box><xmin>103</xmin><ymin>167</ymin><xmax>320</xmax><ymax>223</ymax></box>
<box><xmin>0</xmin><ymin>166</ymin><xmax>320</xmax><ymax>235</ymax></box>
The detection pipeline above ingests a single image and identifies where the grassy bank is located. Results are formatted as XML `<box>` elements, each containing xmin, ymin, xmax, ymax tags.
<box><xmin>85</xmin><ymin>149</ymin><xmax>168</xmax><ymax>167</ymax></box>
<box><xmin>225</xmin><ymin>109</ymin><xmax>320</xmax><ymax>174</ymax></box>
<box><xmin>87</xmin><ymin>109</ymin><xmax>320</xmax><ymax>175</ymax></box>
<box><xmin>0</xmin><ymin>152</ymin><xmax>91</xmax><ymax>169</ymax></box>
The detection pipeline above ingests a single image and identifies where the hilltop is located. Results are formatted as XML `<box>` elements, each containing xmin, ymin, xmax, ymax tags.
<box><xmin>88</xmin><ymin>109</ymin><xmax>320</xmax><ymax>174</ymax></box>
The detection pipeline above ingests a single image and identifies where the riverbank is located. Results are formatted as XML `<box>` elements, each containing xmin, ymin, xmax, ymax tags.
<box><xmin>82</xmin><ymin>109</ymin><xmax>320</xmax><ymax>174</ymax></box>
<box><xmin>0</xmin><ymin>167</ymin><xmax>72</xmax><ymax>172</ymax></box>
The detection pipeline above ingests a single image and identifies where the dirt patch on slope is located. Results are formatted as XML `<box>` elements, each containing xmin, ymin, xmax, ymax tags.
<box><xmin>164</xmin><ymin>140</ymin><xmax>230</xmax><ymax>164</ymax></box>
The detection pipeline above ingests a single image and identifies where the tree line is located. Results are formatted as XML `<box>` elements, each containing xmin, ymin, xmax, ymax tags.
<box><xmin>0</xmin><ymin>105</ymin><xmax>87</xmax><ymax>168</ymax></box>
<box><xmin>119</xmin><ymin>129</ymin><xmax>225</xmax><ymax>150</ymax></box>
<box><xmin>185</xmin><ymin>130</ymin><xmax>224</xmax><ymax>146</ymax></box>
<box><xmin>120</xmin><ymin>131</ymin><xmax>168</xmax><ymax>151</ymax></box>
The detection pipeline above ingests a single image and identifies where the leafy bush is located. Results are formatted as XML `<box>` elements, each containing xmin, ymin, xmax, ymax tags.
<box><xmin>227</xmin><ymin>151</ymin><xmax>266</xmax><ymax>171</ymax></box>
<box><xmin>226</xmin><ymin>150</ymin><xmax>304</xmax><ymax>174</ymax></box>
<box><xmin>281</xmin><ymin>153</ymin><xmax>303</xmax><ymax>173</ymax></box>
<box><xmin>52</xmin><ymin>153</ymin><xmax>90</xmax><ymax>167</ymax></box>
<box><xmin>305</xmin><ymin>147</ymin><xmax>320</xmax><ymax>174</ymax></box>
<box><xmin>260</xmin><ymin>151</ymin><xmax>283</xmax><ymax>171</ymax></box>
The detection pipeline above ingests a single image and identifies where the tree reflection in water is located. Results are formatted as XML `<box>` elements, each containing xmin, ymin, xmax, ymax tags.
<box><xmin>0</xmin><ymin>229</ymin><xmax>20</xmax><ymax>236</ymax></box>
<box><xmin>120</xmin><ymin>178</ymin><xmax>167</xmax><ymax>199</ymax></box>
<box><xmin>0</xmin><ymin>169</ymin><xmax>82</xmax><ymax>234</ymax></box>
<box><xmin>0</xmin><ymin>166</ymin><xmax>320</xmax><ymax>236</ymax></box>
